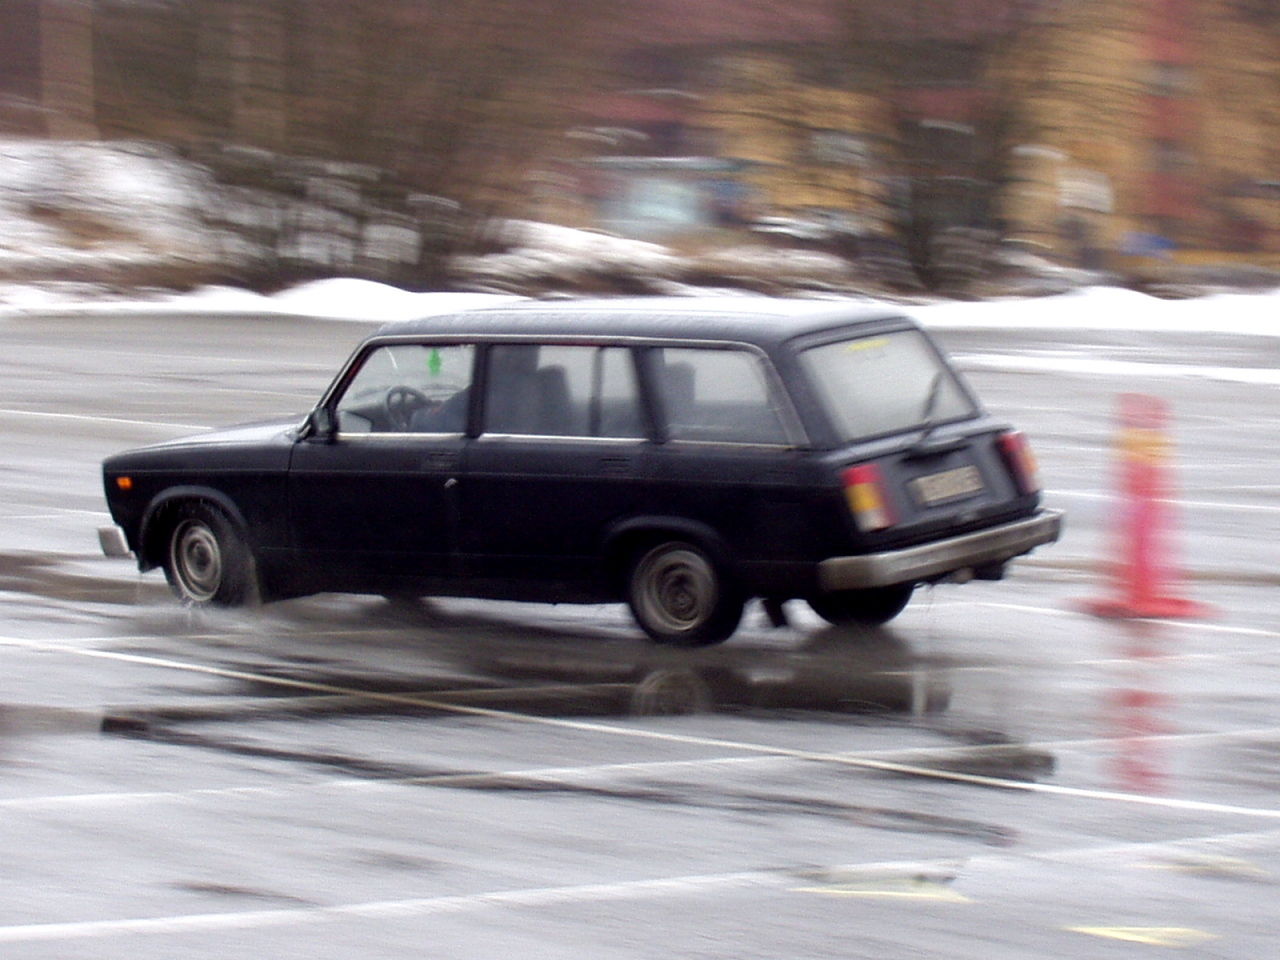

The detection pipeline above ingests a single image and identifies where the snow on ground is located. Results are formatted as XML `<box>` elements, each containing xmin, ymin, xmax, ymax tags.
<box><xmin>250</xmin><ymin>280</ymin><xmax>522</xmax><ymax>322</ymax></box>
<box><xmin>914</xmin><ymin>286</ymin><xmax>1280</xmax><ymax>387</ymax></box>
<box><xmin>913</xmin><ymin>286</ymin><xmax>1280</xmax><ymax>339</ymax></box>
<box><xmin>0</xmin><ymin>141</ymin><xmax>209</xmax><ymax>263</ymax></box>
<box><xmin>0</xmin><ymin>273</ymin><xmax>1275</xmax><ymax>385</ymax></box>
<box><xmin>0</xmin><ymin>138</ymin><xmax>1275</xmax><ymax>360</ymax></box>
<box><xmin>1</xmin><ymin>141</ymin><xmax>1274</xmax><ymax>345</ymax></box>
<box><xmin>3</xmin><ymin>277</ymin><xmax>1275</xmax><ymax>334</ymax></box>
<box><xmin>0</xmin><ymin>280</ymin><xmax>521</xmax><ymax>323</ymax></box>
<box><xmin>953</xmin><ymin>351</ymin><xmax>1280</xmax><ymax>387</ymax></box>
<box><xmin>453</xmin><ymin>221</ymin><xmax>681</xmax><ymax>284</ymax></box>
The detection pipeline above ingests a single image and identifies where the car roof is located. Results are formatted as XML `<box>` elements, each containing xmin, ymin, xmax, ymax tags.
<box><xmin>374</xmin><ymin>297</ymin><xmax>915</xmax><ymax>348</ymax></box>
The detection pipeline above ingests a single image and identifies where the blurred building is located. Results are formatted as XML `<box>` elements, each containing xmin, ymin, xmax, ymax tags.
<box><xmin>1001</xmin><ymin>0</ymin><xmax>1280</xmax><ymax>266</ymax></box>
<box><xmin>4</xmin><ymin>0</ymin><xmax>1278</xmax><ymax>270</ymax></box>
<box><xmin>548</xmin><ymin>0</ymin><xmax>1280</xmax><ymax>268</ymax></box>
<box><xmin>0</xmin><ymin>0</ymin><xmax>97</xmax><ymax>138</ymax></box>
<box><xmin>548</xmin><ymin>0</ymin><xmax>1024</xmax><ymax>248</ymax></box>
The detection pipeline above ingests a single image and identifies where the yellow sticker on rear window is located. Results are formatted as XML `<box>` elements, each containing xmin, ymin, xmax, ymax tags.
<box><xmin>846</xmin><ymin>338</ymin><xmax>890</xmax><ymax>352</ymax></box>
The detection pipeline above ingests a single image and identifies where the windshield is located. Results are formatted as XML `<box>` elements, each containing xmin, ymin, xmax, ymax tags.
<box><xmin>798</xmin><ymin>329</ymin><xmax>978</xmax><ymax>443</ymax></box>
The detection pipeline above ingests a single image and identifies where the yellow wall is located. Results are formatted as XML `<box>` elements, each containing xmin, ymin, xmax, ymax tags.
<box><xmin>701</xmin><ymin>52</ymin><xmax>891</xmax><ymax>227</ymax></box>
<box><xmin>1001</xmin><ymin>0</ymin><xmax>1280</xmax><ymax>260</ymax></box>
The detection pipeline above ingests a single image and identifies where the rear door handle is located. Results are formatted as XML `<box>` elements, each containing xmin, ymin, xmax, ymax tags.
<box><xmin>599</xmin><ymin>456</ymin><xmax>634</xmax><ymax>476</ymax></box>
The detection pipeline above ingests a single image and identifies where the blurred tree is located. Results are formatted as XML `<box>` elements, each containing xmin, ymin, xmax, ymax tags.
<box><xmin>93</xmin><ymin>0</ymin><xmax>623</xmax><ymax>287</ymax></box>
<box><xmin>687</xmin><ymin>0</ymin><xmax>1043</xmax><ymax>290</ymax></box>
<box><xmin>828</xmin><ymin>0</ymin><xmax>1045</xmax><ymax>289</ymax></box>
<box><xmin>40</xmin><ymin>0</ymin><xmax>98</xmax><ymax>138</ymax></box>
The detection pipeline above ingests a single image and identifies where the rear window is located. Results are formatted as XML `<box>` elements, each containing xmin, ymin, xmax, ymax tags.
<box><xmin>799</xmin><ymin>330</ymin><xmax>977</xmax><ymax>443</ymax></box>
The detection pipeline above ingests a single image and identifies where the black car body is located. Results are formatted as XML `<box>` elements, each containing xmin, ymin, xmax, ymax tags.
<box><xmin>100</xmin><ymin>298</ymin><xmax>1062</xmax><ymax>645</ymax></box>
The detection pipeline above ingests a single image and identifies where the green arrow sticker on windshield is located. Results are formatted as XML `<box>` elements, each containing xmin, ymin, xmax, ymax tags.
<box><xmin>428</xmin><ymin>348</ymin><xmax>443</xmax><ymax>376</ymax></box>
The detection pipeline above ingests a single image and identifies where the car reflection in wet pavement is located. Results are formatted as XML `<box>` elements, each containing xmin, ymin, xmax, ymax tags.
<box><xmin>1</xmin><ymin>553</ymin><xmax>1057</xmax><ymax>792</ymax></box>
<box><xmin>99</xmin><ymin>597</ymin><xmax>951</xmax><ymax>721</ymax></box>
<box><xmin>69</xmin><ymin>592</ymin><xmax>1058</xmax><ymax>787</ymax></box>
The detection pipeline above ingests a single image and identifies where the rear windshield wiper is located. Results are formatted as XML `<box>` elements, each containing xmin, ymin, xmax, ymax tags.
<box><xmin>917</xmin><ymin>371</ymin><xmax>943</xmax><ymax>441</ymax></box>
<box><xmin>906</xmin><ymin>371</ymin><xmax>964</xmax><ymax>457</ymax></box>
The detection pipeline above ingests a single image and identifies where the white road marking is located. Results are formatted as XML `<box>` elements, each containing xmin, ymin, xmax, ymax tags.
<box><xmin>1050</xmin><ymin>488</ymin><xmax>1280</xmax><ymax>515</ymax></box>
<box><xmin>2</xmin><ymin>826</ymin><xmax>1279</xmax><ymax>943</ymax></box>
<box><xmin>0</xmin><ymin>871</ymin><xmax>782</xmax><ymax>943</ymax></box>
<box><xmin>0</xmin><ymin>407</ymin><xmax>206</xmax><ymax>431</ymax></box>
<box><xmin>1</xmin><ymin>505</ymin><xmax>111</xmax><ymax>518</ymax></box>
<box><xmin>3</xmin><ymin>633</ymin><xmax>1280</xmax><ymax>823</ymax></box>
<box><xmin>1197</xmin><ymin>483</ymin><xmax>1280</xmax><ymax>493</ymax></box>
<box><xmin>4</xmin><ymin>344</ymin><xmax>338</xmax><ymax>370</ymax></box>
<box><xmin>3</xmin><ymin>513</ymin><xmax>109</xmax><ymax>521</ymax></box>
<box><xmin>5</xmin><ymin>723</ymin><xmax>1280</xmax><ymax>812</ymax></box>
<box><xmin>953</xmin><ymin>601</ymin><xmax>1280</xmax><ymax>640</ymax></box>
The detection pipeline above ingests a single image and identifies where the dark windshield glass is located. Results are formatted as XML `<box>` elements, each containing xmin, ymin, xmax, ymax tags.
<box><xmin>799</xmin><ymin>330</ymin><xmax>977</xmax><ymax>443</ymax></box>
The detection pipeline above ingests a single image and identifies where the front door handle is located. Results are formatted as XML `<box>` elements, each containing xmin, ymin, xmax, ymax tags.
<box><xmin>423</xmin><ymin>451</ymin><xmax>460</xmax><ymax>471</ymax></box>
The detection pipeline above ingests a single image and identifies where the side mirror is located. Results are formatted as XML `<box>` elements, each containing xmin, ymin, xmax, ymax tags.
<box><xmin>304</xmin><ymin>407</ymin><xmax>337</xmax><ymax>442</ymax></box>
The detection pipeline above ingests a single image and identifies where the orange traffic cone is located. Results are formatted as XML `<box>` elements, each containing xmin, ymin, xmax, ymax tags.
<box><xmin>1081</xmin><ymin>393</ymin><xmax>1211</xmax><ymax>619</ymax></box>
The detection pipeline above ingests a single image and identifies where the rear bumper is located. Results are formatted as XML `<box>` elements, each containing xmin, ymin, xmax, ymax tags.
<box><xmin>817</xmin><ymin>508</ymin><xmax>1064</xmax><ymax>591</ymax></box>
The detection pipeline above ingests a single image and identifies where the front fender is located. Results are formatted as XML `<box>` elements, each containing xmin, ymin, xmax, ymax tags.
<box><xmin>137</xmin><ymin>486</ymin><xmax>251</xmax><ymax>571</ymax></box>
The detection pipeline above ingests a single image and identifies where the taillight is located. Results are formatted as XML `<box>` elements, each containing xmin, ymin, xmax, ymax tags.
<box><xmin>842</xmin><ymin>464</ymin><xmax>896</xmax><ymax>532</ymax></box>
<box><xmin>998</xmin><ymin>430</ymin><xmax>1041</xmax><ymax>494</ymax></box>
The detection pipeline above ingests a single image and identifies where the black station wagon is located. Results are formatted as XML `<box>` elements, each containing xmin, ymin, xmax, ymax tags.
<box><xmin>100</xmin><ymin>298</ymin><xmax>1062</xmax><ymax>645</ymax></box>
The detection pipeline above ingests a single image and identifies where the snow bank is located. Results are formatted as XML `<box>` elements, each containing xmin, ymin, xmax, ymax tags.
<box><xmin>264</xmin><ymin>279</ymin><xmax>520</xmax><ymax>321</ymax></box>
<box><xmin>915</xmin><ymin>286</ymin><xmax>1280</xmax><ymax>338</ymax></box>
<box><xmin>0</xmin><ymin>140</ymin><xmax>210</xmax><ymax>264</ymax></box>
<box><xmin>0</xmin><ymin>278</ymin><xmax>522</xmax><ymax>322</ymax></box>
<box><xmin>451</xmin><ymin>220</ymin><xmax>680</xmax><ymax>286</ymax></box>
<box><xmin>3</xmin><ymin>275</ymin><xmax>1276</xmax><ymax>339</ymax></box>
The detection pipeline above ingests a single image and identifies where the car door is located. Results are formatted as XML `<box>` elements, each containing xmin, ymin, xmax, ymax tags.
<box><xmin>640</xmin><ymin>345</ymin><xmax>815</xmax><ymax>587</ymax></box>
<box><xmin>458</xmin><ymin>342</ymin><xmax>650</xmax><ymax>591</ymax></box>
<box><xmin>288</xmin><ymin>341</ymin><xmax>474</xmax><ymax>588</ymax></box>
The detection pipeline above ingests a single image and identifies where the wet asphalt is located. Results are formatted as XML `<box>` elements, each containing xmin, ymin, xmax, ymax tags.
<box><xmin>0</xmin><ymin>307</ymin><xmax>1277</xmax><ymax>958</ymax></box>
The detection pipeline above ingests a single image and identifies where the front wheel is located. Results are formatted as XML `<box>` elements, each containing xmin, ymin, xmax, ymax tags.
<box><xmin>163</xmin><ymin>503</ymin><xmax>254</xmax><ymax>606</ymax></box>
<box><xmin>807</xmin><ymin>584</ymin><xmax>914</xmax><ymax>626</ymax></box>
<box><xmin>627</xmin><ymin>541</ymin><xmax>743</xmax><ymax>647</ymax></box>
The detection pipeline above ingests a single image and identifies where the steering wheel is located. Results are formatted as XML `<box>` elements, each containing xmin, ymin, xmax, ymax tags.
<box><xmin>384</xmin><ymin>385</ymin><xmax>433</xmax><ymax>431</ymax></box>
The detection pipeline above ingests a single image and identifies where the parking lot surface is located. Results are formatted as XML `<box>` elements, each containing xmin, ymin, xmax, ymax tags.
<box><xmin>1</xmin><ymin>309</ymin><xmax>1277</xmax><ymax>958</ymax></box>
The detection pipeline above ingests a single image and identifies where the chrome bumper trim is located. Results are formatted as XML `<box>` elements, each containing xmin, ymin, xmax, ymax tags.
<box><xmin>98</xmin><ymin>525</ymin><xmax>133</xmax><ymax>559</ymax></box>
<box><xmin>818</xmin><ymin>508</ymin><xmax>1064</xmax><ymax>591</ymax></box>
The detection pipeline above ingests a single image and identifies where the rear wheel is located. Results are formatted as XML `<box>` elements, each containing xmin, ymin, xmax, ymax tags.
<box><xmin>807</xmin><ymin>584</ymin><xmax>913</xmax><ymax>626</ymax></box>
<box><xmin>627</xmin><ymin>541</ymin><xmax>742</xmax><ymax>647</ymax></box>
<box><xmin>163</xmin><ymin>503</ymin><xmax>253</xmax><ymax>606</ymax></box>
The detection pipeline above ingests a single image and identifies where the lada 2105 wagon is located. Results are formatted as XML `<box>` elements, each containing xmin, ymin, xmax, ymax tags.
<box><xmin>100</xmin><ymin>298</ymin><xmax>1063</xmax><ymax>646</ymax></box>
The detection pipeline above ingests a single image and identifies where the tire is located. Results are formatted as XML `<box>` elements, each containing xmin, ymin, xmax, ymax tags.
<box><xmin>626</xmin><ymin>541</ymin><xmax>743</xmax><ymax>646</ymax></box>
<box><xmin>807</xmin><ymin>584</ymin><xmax>914</xmax><ymax>626</ymax></box>
<box><xmin>629</xmin><ymin>668</ymin><xmax>713</xmax><ymax>716</ymax></box>
<box><xmin>163</xmin><ymin>502</ymin><xmax>254</xmax><ymax>606</ymax></box>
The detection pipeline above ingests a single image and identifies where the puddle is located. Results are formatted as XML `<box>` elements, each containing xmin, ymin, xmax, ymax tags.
<box><xmin>100</xmin><ymin>621</ymin><xmax>954</xmax><ymax>728</ymax></box>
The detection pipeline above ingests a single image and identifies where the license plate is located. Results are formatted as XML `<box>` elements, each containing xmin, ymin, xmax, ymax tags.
<box><xmin>910</xmin><ymin>465</ymin><xmax>983</xmax><ymax>505</ymax></box>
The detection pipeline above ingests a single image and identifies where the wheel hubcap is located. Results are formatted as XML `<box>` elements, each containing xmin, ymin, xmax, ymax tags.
<box><xmin>642</xmin><ymin>549</ymin><xmax>715</xmax><ymax>632</ymax></box>
<box><xmin>172</xmin><ymin>520</ymin><xmax>222</xmax><ymax>602</ymax></box>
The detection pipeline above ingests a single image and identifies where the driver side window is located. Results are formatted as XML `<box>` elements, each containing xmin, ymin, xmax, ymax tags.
<box><xmin>335</xmin><ymin>343</ymin><xmax>475</xmax><ymax>434</ymax></box>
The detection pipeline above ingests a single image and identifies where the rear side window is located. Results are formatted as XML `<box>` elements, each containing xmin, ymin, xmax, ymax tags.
<box><xmin>484</xmin><ymin>344</ymin><xmax>643</xmax><ymax>438</ymax></box>
<box><xmin>799</xmin><ymin>330</ymin><xmax>977</xmax><ymax>443</ymax></box>
<box><xmin>654</xmin><ymin>347</ymin><xmax>789</xmax><ymax>444</ymax></box>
